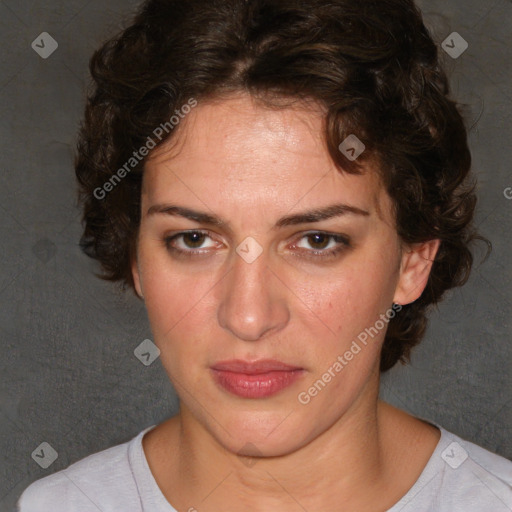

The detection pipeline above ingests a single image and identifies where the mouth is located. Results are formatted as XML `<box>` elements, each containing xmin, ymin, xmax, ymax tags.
<box><xmin>210</xmin><ymin>359</ymin><xmax>305</xmax><ymax>399</ymax></box>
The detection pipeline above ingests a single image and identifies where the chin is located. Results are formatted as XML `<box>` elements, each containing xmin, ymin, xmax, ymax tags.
<box><xmin>210</xmin><ymin>409</ymin><xmax>314</xmax><ymax>458</ymax></box>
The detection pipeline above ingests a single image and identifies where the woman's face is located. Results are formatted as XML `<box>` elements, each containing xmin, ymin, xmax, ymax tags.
<box><xmin>132</xmin><ymin>94</ymin><xmax>435</xmax><ymax>456</ymax></box>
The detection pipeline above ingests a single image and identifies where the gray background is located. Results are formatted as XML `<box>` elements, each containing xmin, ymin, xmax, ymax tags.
<box><xmin>0</xmin><ymin>0</ymin><xmax>511</xmax><ymax>510</ymax></box>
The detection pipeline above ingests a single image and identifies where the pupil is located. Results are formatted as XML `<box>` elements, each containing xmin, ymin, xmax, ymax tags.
<box><xmin>185</xmin><ymin>232</ymin><xmax>204</xmax><ymax>248</ymax></box>
<box><xmin>310</xmin><ymin>234</ymin><xmax>328</xmax><ymax>249</ymax></box>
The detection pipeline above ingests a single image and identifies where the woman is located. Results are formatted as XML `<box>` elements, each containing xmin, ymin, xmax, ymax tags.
<box><xmin>17</xmin><ymin>0</ymin><xmax>512</xmax><ymax>510</ymax></box>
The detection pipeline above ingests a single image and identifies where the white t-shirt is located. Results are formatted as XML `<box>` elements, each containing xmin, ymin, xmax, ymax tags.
<box><xmin>16</xmin><ymin>423</ymin><xmax>512</xmax><ymax>512</ymax></box>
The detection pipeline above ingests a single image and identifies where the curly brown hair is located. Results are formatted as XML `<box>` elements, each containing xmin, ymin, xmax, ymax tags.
<box><xmin>75</xmin><ymin>0</ymin><xmax>487</xmax><ymax>372</ymax></box>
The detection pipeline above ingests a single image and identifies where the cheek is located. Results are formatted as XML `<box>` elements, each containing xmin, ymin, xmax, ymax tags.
<box><xmin>296</xmin><ymin>258</ymin><xmax>396</xmax><ymax>339</ymax></box>
<box><xmin>139</xmin><ymin>254</ymin><xmax>217</xmax><ymax>340</ymax></box>
<box><xmin>292</xmin><ymin>264</ymin><xmax>393</xmax><ymax>406</ymax></box>
<box><xmin>141</xmin><ymin>267</ymin><xmax>215</xmax><ymax>380</ymax></box>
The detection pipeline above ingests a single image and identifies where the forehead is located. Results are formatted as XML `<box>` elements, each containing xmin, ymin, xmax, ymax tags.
<box><xmin>147</xmin><ymin>94</ymin><xmax>328</xmax><ymax>171</ymax></box>
<box><xmin>143</xmin><ymin>94</ymin><xmax>389</xmax><ymax>221</ymax></box>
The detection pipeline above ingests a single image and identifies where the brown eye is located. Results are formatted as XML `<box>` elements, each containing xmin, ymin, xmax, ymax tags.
<box><xmin>182</xmin><ymin>232</ymin><xmax>206</xmax><ymax>248</ymax></box>
<box><xmin>306</xmin><ymin>233</ymin><xmax>330</xmax><ymax>250</ymax></box>
<box><xmin>164</xmin><ymin>230</ymin><xmax>217</xmax><ymax>254</ymax></box>
<box><xmin>293</xmin><ymin>231</ymin><xmax>351</xmax><ymax>259</ymax></box>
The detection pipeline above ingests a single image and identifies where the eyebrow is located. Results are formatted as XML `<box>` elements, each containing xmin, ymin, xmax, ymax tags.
<box><xmin>147</xmin><ymin>202</ymin><xmax>370</xmax><ymax>231</ymax></box>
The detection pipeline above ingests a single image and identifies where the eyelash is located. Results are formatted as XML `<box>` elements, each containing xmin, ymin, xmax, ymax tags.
<box><xmin>162</xmin><ymin>230</ymin><xmax>351</xmax><ymax>260</ymax></box>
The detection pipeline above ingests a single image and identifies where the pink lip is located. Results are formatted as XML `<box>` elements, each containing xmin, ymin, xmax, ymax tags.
<box><xmin>210</xmin><ymin>359</ymin><xmax>304</xmax><ymax>399</ymax></box>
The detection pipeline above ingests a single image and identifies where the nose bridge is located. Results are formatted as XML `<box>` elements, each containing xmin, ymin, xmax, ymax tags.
<box><xmin>217</xmin><ymin>242</ymin><xmax>289</xmax><ymax>341</ymax></box>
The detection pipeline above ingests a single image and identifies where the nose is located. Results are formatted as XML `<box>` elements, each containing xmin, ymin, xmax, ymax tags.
<box><xmin>217</xmin><ymin>246</ymin><xmax>290</xmax><ymax>342</ymax></box>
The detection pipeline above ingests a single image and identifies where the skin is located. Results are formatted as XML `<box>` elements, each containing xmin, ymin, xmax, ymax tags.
<box><xmin>131</xmin><ymin>92</ymin><xmax>441</xmax><ymax>512</ymax></box>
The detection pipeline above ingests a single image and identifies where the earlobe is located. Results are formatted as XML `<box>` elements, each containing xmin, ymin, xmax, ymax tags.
<box><xmin>393</xmin><ymin>239</ymin><xmax>440</xmax><ymax>306</ymax></box>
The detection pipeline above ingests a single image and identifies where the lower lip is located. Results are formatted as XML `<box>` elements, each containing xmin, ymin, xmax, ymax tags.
<box><xmin>210</xmin><ymin>369</ymin><xmax>304</xmax><ymax>398</ymax></box>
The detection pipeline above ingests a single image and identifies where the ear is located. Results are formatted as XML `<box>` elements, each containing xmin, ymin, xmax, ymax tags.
<box><xmin>393</xmin><ymin>239</ymin><xmax>440</xmax><ymax>306</ymax></box>
<box><xmin>131</xmin><ymin>252</ymin><xmax>144</xmax><ymax>300</ymax></box>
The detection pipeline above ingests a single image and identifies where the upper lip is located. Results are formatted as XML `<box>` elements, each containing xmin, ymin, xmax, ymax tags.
<box><xmin>210</xmin><ymin>359</ymin><xmax>303</xmax><ymax>374</ymax></box>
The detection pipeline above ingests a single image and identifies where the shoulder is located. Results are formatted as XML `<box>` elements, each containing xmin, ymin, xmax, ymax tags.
<box><xmin>442</xmin><ymin>429</ymin><xmax>512</xmax><ymax>496</ymax></box>
<box><xmin>391</xmin><ymin>424</ymin><xmax>512</xmax><ymax>512</ymax></box>
<box><xmin>16</xmin><ymin>427</ymin><xmax>153</xmax><ymax>512</ymax></box>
